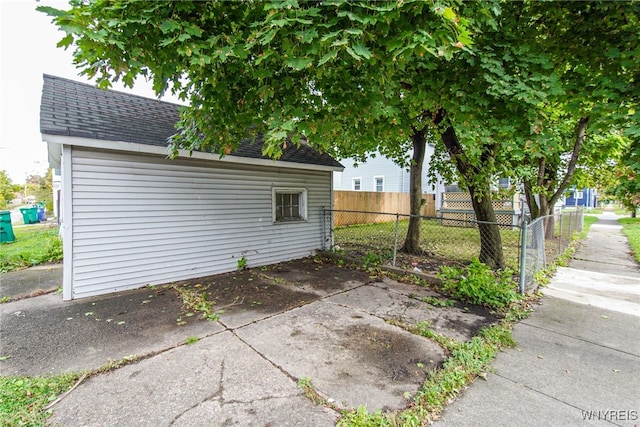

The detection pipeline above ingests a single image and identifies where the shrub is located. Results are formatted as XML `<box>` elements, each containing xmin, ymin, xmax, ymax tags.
<box><xmin>437</xmin><ymin>259</ymin><xmax>520</xmax><ymax>308</ymax></box>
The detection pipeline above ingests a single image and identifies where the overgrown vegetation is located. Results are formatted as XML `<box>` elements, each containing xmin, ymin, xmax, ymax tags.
<box><xmin>0</xmin><ymin>225</ymin><xmax>62</xmax><ymax>273</ymax></box>
<box><xmin>0</xmin><ymin>372</ymin><xmax>83</xmax><ymax>426</ymax></box>
<box><xmin>619</xmin><ymin>217</ymin><xmax>640</xmax><ymax>263</ymax></box>
<box><xmin>437</xmin><ymin>259</ymin><xmax>520</xmax><ymax>308</ymax></box>
<box><xmin>173</xmin><ymin>284</ymin><xmax>223</xmax><ymax>324</ymax></box>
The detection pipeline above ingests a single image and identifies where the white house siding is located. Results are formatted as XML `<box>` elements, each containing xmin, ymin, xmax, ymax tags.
<box><xmin>66</xmin><ymin>147</ymin><xmax>332</xmax><ymax>299</ymax></box>
<box><xmin>333</xmin><ymin>146</ymin><xmax>443</xmax><ymax>199</ymax></box>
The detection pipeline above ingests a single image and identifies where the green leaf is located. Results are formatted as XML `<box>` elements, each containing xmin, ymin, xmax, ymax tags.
<box><xmin>442</xmin><ymin>7</ymin><xmax>457</xmax><ymax>21</ymax></box>
<box><xmin>286</xmin><ymin>57</ymin><xmax>313</xmax><ymax>70</ymax></box>
<box><xmin>351</xmin><ymin>44</ymin><xmax>371</xmax><ymax>60</ymax></box>
<box><xmin>318</xmin><ymin>50</ymin><xmax>338</xmax><ymax>65</ymax></box>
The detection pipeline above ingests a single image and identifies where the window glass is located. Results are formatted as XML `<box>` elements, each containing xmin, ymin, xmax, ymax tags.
<box><xmin>273</xmin><ymin>189</ymin><xmax>306</xmax><ymax>222</ymax></box>
<box><xmin>375</xmin><ymin>176</ymin><xmax>384</xmax><ymax>192</ymax></box>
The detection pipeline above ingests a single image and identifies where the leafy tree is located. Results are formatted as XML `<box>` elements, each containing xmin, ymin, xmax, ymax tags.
<box><xmin>0</xmin><ymin>170</ymin><xmax>17</xmax><ymax>209</ymax></box>
<box><xmin>26</xmin><ymin>169</ymin><xmax>53</xmax><ymax>210</ymax></box>
<box><xmin>39</xmin><ymin>0</ymin><xmax>478</xmax><ymax>255</ymax></box>
<box><xmin>40</xmin><ymin>0</ymin><xmax>637</xmax><ymax>269</ymax></box>
<box><xmin>512</xmin><ymin>2</ymin><xmax>639</xmax><ymax>225</ymax></box>
<box><xmin>607</xmin><ymin>140</ymin><xmax>640</xmax><ymax>217</ymax></box>
<box><xmin>429</xmin><ymin>1</ymin><xmax>638</xmax><ymax>253</ymax></box>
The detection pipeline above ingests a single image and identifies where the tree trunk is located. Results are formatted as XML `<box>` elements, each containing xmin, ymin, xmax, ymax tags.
<box><xmin>433</xmin><ymin>108</ymin><xmax>505</xmax><ymax>269</ymax></box>
<box><xmin>469</xmin><ymin>184</ymin><xmax>506</xmax><ymax>270</ymax></box>
<box><xmin>401</xmin><ymin>129</ymin><xmax>427</xmax><ymax>254</ymax></box>
<box><xmin>537</xmin><ymin>193</ymin><xmax>555</xmax><ymax>240</ymax></box>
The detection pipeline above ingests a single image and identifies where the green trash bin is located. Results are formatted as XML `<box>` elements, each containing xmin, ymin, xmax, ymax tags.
<box><xmin>0</xmin><ymin>210</ymin><xmax>15</xmax><ymax>243</ymax></box>
<box><xmin>19</xmin><ymin>207</ymin><xmax>39</xmax><ymax>224</ymax></box>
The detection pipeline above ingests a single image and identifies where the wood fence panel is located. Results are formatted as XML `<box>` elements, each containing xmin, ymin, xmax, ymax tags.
<box><xmin>333</xmin><ymin>191</ymin><xmax>436</xmax><ymax>226</ymax></box>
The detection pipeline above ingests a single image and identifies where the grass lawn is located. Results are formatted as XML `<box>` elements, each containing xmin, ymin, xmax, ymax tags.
<box><xmin>335</xmin><ymin>218</ymin><xmax>522</xmax><ymax>271</ymax></box>
<box><xmin>0</xmin><ymin>224</ymin><xmax>62</xmax><ymax>273</ymax></box>
<box><xmin>618</xmin><ymin>217</ymin><xmax>640</xmax><ymax>263</ymax></box>
<box><xmin>0</xmin><ymin>373</ymin><xmax>83</xmax><ymax>427</ymax></box>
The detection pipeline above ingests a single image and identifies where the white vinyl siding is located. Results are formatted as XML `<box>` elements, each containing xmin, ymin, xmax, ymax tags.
<box><xmin>66</xmin><ymin>148</ymin><xmax>331</xmax><ymax>299</ymax></box>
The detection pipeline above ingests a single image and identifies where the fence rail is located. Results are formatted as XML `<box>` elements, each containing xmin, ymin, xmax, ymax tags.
<box><xmin>322</xmin><ymin>207</ymin><xmax>583</xmax><ymax>295</ymax></box>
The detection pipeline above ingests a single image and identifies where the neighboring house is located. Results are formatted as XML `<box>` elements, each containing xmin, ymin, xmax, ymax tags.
<box><xmin>564</xmin><ymin>188</ymin><xmax>597</xmax><ymax>208</ymax></box>
<box><xmin>333</xmin><ymin>145</ymin><xmax>446</xmax><ymax>208</ymax></box>
<box><xmin>40</xmin><ymin>75</ymin><xmax>343</xmax><ymax>300</ymax></box>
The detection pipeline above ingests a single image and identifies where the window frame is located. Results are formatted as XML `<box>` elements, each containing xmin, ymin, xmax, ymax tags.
<box><xmin>373</xmin><ymin>175</ymin><xmax>384</xmax><ymax>192</ymax></box>
<box><xmin>272</xmin><ymin>187</ymin><xmax>308</xmax><ymax>223</ymax></box>
<box><xmin>352</xmin><ymin>177</ymin><xmax>362</xmax><ymax>191</ymax></box>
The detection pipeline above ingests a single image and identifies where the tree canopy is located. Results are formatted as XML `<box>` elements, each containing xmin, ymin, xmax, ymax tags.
<box><xmin>40</xmin><ymin>0</ymin><xmax>638</xmax><ymax>267</ymax></box>
<box><xmin>40</xmin><ymin>0</ymin><xmax>475</xmax><ymax>159</ymax></box>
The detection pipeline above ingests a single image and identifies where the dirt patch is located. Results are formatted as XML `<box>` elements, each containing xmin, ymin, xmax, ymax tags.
<box><xmin>338</xmin><ymin>324</ymin><xmax>439</xmax><ymax>384</ymax></box>
<box><xmin>170</xmin><ymin>269</ymin><xmax>321</xmax><ymax>318</ymax></box>
<box><xmin>260</xmin><ymin>257</ymin><xmax>371</xmax><ymax>292</ymax></box>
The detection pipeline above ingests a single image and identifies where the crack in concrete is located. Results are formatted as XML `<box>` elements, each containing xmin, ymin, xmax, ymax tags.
<box><xmin>168</xmin><ymin>359</ymin><xmax>225</xmax><ymax>426</ymax></box>
<box><xmin>571</xmin><ymin>257</ymin><xmax>638</xmax><ymax>268</ymax></box>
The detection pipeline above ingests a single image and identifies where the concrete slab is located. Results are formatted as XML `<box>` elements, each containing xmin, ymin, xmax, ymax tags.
<box><xmin>50</xmin><ymin>331</ymin><xmax>339</xmax><ymax>427</ymax></box>
<box><xmin>435</xmin><ymin>373</ymin><xmax>612</xmax><ymax>427</ymax></box>
<box><xmin>0</xmin><ymin>263</ymin><xmax>62</xmax><ymax>299</ymax></box>
<box><xmin>544</xmin><ymin>267</ymin><xmax>640</xmax><ymax>316</ymax></box>
<box><xmin>499</xmin><ymin>319</ymin><xmax>640</xmax><ymax>414</ymax></box>
<box><xmin>570</xmin><ymin>219</ymin><xmax>640</xmax><ymax>277</ymax></box>
<box><xmin>0</xmin><ymin>286</ymin><xmax>224</xmax><ymax>376</ymax></box>
<box><xmin>235</xmin><ymin>300</ymin><xmax>446</xmax><ymax>412</ymax></box>
<box><xmin>325</xmin><ymin>279</ymin><xmax>497</xmax><ymax>342</ymax></box>
<box><xmin>522</xmin><ymin>297</ymin><xmax>640</xmax><ymax>356</ymax></box>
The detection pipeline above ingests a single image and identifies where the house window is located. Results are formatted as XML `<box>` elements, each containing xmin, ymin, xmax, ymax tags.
<box><xmin>273</xmin><ymin>188</ymin><xmax>307</xmax><ymax>222</ymax></box>
<box><xmin>352</xmin><ymin>178</ymin><xmax>362</xmax><ymax>191</ymax></box>
<box><xmin>374</xmin><ymin>176</ymin><xmax>384</xmax><ymax>192</ymax></box>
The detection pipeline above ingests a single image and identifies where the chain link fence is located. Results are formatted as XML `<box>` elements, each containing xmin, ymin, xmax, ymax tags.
<box><xmin>322</xmin><ymin>207</ymin><xmax>584</xmax><ymax>295</ymax></box>
<box><xmin>519</xmin><ymin>208</ymin><xmax>584</xmax><ymax>292</ymax></box>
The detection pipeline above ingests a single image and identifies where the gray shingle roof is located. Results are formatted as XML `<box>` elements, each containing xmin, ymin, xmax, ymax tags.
<box><xmin>40</xmin><ymin>74</ymin><xmax>342</xmax><ymax>169</ymax></box>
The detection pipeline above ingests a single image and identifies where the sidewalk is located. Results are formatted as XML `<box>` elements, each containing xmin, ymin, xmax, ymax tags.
<box><xmin>434</xmin><ymin>212</ymin><xmax>640</xmax><ymax>427</ymax></box>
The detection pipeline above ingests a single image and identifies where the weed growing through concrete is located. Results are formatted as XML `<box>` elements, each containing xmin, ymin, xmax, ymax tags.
<box><xmin>420</xmin><ymin>295</ymin><xmax>455</xmax><ymax>307</ymax></box>
<box><xmin>296</xmin><ymin>377</ymin><xmax>325</xmax><ymax>406</ymax></box>
<box><xmin>173</xmin><ymin>285</ymin><xmax>222</xmax><ymax>323</ymax></box>
<box><xmin>185</xmin><ymin>336</ymin><xmax>199</xmax><ymax>345</ymax></box>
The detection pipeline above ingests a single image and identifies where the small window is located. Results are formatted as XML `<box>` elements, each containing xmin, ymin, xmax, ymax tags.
<box><xmin>352</xmin><ymin>178</ymin><xmax>362</xmax><ymax>191</ymax></box>
<box><xmin>273</xmin><ymin>188</ymin><xmax>307</xmax><ymax>222</ymax></box>
<box><xmin>374</xmin><ymin>176</ymin><xmax>384</xmax><ymax>192</ymax></box>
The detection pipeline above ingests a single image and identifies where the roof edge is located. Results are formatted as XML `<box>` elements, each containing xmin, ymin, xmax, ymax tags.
<box><xmin>43</xmin><ymin>134</ymin><xmax>344</xmax><ymax>172</ymax></box>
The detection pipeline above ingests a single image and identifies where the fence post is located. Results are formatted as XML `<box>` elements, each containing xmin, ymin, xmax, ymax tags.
<box><xmin>558</xmin><ymin>209</ymin><xmax>563</xmax><ymax>255</ymax></box>
<box><xmin>568</xmin><ymin>210</ymin><xmax>573</xmax><ymax>245</ymax></box>
<box><xmin>393</xmin><ymin>213</ymin><xmax>400</xmax><ymax>267</ymax></box>
<box><xmin>519</xmin><ymin>220</ymin><xmax>528</xmax><ymax>295</ymax></box>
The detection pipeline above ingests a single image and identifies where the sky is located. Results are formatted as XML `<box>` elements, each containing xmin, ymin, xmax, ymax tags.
<box><xmin>0</xmin><ymin>0</ymin><xmax>182</xmax><ymax>184</ymax></box>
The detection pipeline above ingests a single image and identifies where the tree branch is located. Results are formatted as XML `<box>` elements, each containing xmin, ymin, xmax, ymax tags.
<box><xmin>548</xmin><ymin>116</ymin><xmax>590</xmax><ymax>207</ymax></box>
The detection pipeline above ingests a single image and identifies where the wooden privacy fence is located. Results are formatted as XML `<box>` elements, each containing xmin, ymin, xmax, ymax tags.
<box><xmin>333</xmin><ymin>191</ymin><xmax>436</xmax><ymax>226</ymax></box>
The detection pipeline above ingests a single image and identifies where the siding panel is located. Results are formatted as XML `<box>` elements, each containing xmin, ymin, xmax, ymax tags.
<box><xmin>69</xmin><ymin>148</ymin><xmax>331</xmax><ymax>299</ymax></box>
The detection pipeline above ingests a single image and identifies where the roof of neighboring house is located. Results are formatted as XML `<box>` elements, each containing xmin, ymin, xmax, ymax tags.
<box><xmin>40</xmin><ymin>74</ymin><xmax>342</xmax><ymax>169</ymax></box>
